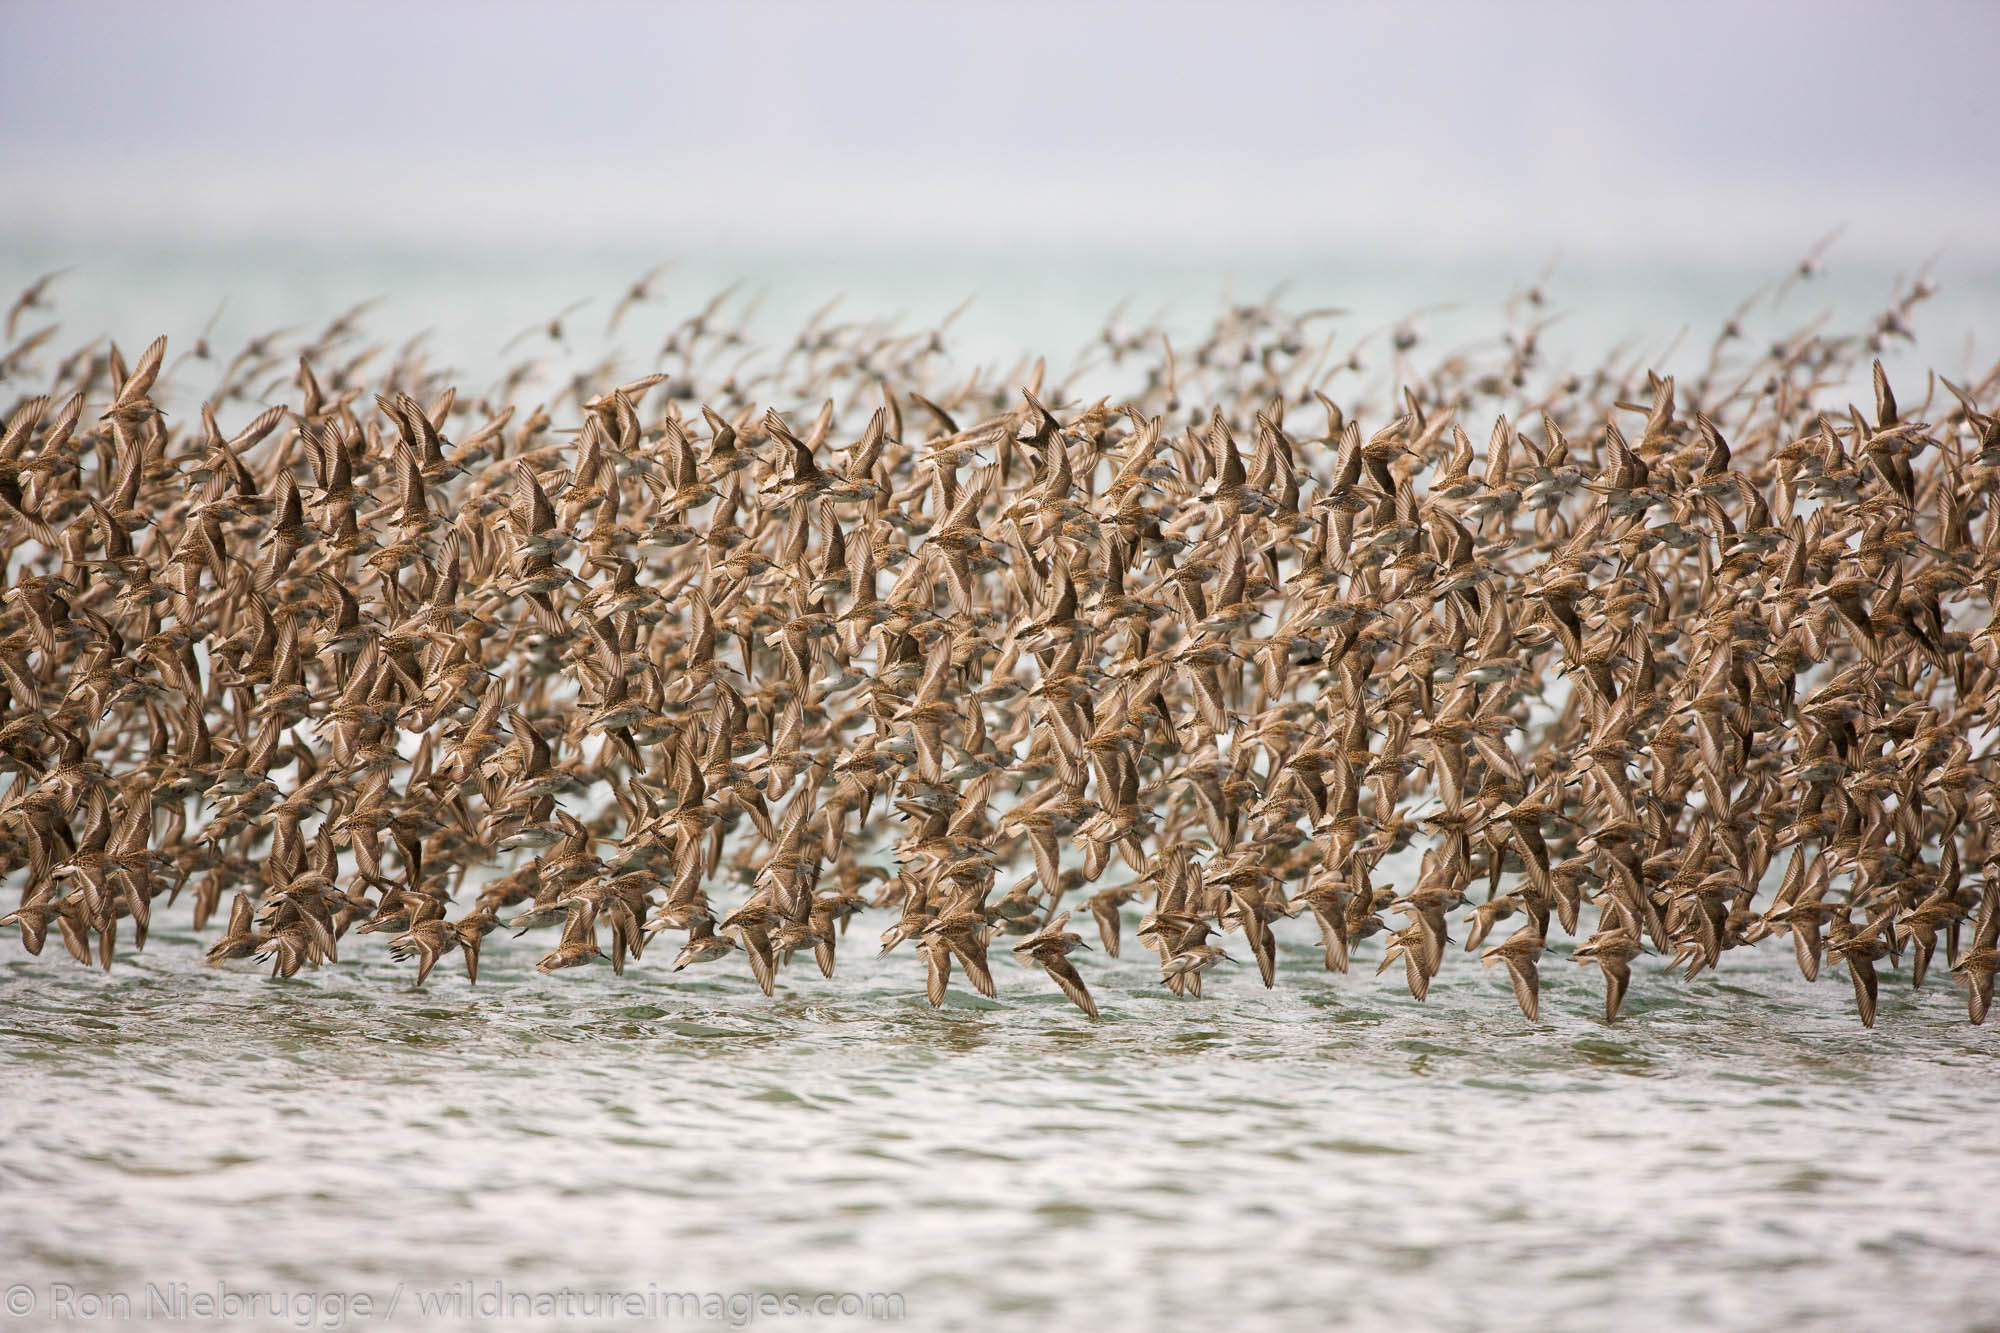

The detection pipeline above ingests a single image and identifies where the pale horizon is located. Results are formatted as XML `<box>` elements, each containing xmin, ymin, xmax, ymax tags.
<box><xmin>6</xmin><ymin>0</ymin><xmax>1999</xmax><ymax>263</ymax></box>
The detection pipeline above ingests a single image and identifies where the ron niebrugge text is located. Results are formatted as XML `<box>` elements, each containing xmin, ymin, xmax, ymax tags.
<box><xmin>10</xmin><ymin>1281</ymin><xmax>907</xmax><ymax>1326</ymax></box>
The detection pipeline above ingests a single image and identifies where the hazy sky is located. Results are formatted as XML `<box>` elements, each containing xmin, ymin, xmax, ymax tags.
<box><xmin>4</xmin><ymin>0</ymin><xmax>1998</xmax><ymax>260</ymax></box>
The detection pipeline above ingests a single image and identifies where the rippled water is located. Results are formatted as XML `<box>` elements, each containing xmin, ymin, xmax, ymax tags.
<box><xmin>4</xmin><ymin>912</ymin><xmax>1996</xmax><ymax>1333</ymax></box>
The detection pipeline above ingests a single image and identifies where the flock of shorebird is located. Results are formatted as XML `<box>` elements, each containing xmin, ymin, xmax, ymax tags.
<box><xmin>0</xmin><ymin>265</ymin><xmax>1997</xmax><ymax>1029</ymax></box>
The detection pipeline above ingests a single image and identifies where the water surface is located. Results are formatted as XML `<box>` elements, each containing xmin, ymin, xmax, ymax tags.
<box><xmin>3</xmin><ymin>921</ymin><xmax>1994</xmax><ymax>1332</ymax></box>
